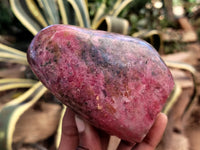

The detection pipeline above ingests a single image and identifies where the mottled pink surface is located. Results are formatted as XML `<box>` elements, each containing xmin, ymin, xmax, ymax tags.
<box><xmin>27</xmin><ymin>25</ymin><xmax>174</xmax><ymax>144</ymax></box>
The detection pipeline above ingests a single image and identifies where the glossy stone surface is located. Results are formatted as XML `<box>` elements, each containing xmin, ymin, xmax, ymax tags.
<box><xmin>27</xmin><ymin>25</ymin><xmax>174</xmax><ymax>144</ymax></box>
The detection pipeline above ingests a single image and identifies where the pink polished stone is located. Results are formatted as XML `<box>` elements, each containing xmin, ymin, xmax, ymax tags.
<box><xmin>27</xmin><ymin>25</ymin><xmax>174</xmax><ymax>144</ymax></box>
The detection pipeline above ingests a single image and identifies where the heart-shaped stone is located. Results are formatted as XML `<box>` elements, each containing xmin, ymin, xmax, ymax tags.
<box><xmin>27</xmin><ymin>25</ymin><xmax>174</xmax><ymax>144</ymax></box>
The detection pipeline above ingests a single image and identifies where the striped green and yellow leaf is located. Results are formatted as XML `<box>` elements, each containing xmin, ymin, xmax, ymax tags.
<box><xmin>36</xmin><ymin>0</ymin><xmax>60</xmax><ymax>25</ymax></box>
<box><xmin>165</xmin><ymin>61</ymin><xmax>198</xmax><ymax>116</ymax></box>
<box><xmin>0</xmin><ymin>43</ymin><xmax>28</xmax><ymax>65</ymax></box>
<box><xmin>0</xmin><ymin>82</ymin><xmax>47</xmax><ymax>150</ymax></box>
<box><xmin>0</xmin><ymin>78</ymin><xmax>36</xmax><ymax>91</ymax></box>
<box><xmin>10</xmin><ymin>0</ymin><xmax>43</xmax><ymax>35</ymax></box>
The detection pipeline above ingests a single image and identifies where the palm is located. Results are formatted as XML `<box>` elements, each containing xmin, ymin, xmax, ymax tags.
<box><xmin>59</xmin><ymin>108</ymin><xmax>167</xmax><ymax>150</ymax></box>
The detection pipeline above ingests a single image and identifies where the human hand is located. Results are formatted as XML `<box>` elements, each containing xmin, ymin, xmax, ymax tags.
<box><xmin>58</xmin><ymin>108</ymin><xmax>167</xmax><ymax>150</ymax></box>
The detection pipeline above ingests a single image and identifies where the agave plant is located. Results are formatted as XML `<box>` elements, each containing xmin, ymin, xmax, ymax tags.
<box><xmin>0</xmin><ymin>0</ymin><xmax>198</xmax><ymax>150</ymax></box>
<box><xmin>0</xmin><ymin>0</ymin><xmax>137</xmax><ymax>149</ymax></box>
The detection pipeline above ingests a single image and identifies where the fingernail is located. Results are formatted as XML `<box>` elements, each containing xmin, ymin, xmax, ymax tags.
<box><xmin>75</xmin><ymin>115</ymin><xmax>85</xmax><ymax>133</ymax></box>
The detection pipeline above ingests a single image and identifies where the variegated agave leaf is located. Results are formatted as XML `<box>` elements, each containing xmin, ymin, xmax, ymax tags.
<box><xmin>163</xmin><ymin>83</ymin><xmax>182</xmax><ymax>115</ymax></box>
<box><xmin>36</xmin><ymin>0</ymin><xmax>60</xmax><ymax>25</ymax></box>
<box><xmin>0</xmin><ymin>82</ymin><xmax>47</xmax><ymax>150</ymax></box>
<box><xmin>10</xmin><ymin>0</ymin><xmax>60</xmax><ymax>35</ymax></box>
<box><xmin>96</xmin><ymin>16</ymin><xmax>129</xmax><ymax>35</ymax></box>
<box><xmin>0</xmin><ymin>78</ymin><xmax>36</xmax><ymax>91</ymax></box>
<box><xmin>58</xmin><ymin>0</ymin><xmax>76</xmax><ymax>25</ymax></box>
<box><xmin>0</xmin><ymin>43</ymin><xmax>28</xmax><ymax>65</ymax></box>
<box><xmin>109</xmin><ymin>0</ymin><xmax>133</xmax><ymax>17</ymax></box>
<box><xmin>10</xmin><ymin>0</ymin><xmax>43</xmax><ymax>35</ymax></box>
<box><xmin>91</xmin><ymin>0</ymin><xmax>132</xmax><ymax>34</ymax></box>
<box><xmin>132</xmin><ymin>30</ymin><xmax>163</xmax><ymax>52</ymax></box>
<box><xmin>58</xmin><ymin>0</ymin><xmax>90</xmax><ymax>27</ymax></box>
<box><xmin>25</xmin><ymin>0</ymin><xmax>48</xmax><ymax>27</ymax></box>
<box><xmin>0</xmin><ymin>1</ymin><xmax>142</xmax><ymax>150</ymax></box>
<box><xmin>91</xmin><ymin>1</ymin><xmax>107</xmax><ymax>29</ymax></box>
<box><xmin>165</xmin><ymin>61</ymin><xmax>198</xmax><ymax>116</ymax></box>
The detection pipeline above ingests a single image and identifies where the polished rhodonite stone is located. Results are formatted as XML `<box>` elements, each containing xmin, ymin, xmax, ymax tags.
<box><xmin>27</xmin><ymin>24</ymin><xmax>174</xmax><ymax>144</ymax></box>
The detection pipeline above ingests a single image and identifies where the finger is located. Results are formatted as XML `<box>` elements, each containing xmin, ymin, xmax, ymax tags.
<box><xmin>143</xmin><ymin>113</ymin><xmax>168</xmax><ymax>147</ymax></box>
<box><xmin>98</xmin><ymin>130</ymin><xmax>110</xmax><ymax>150</ymax></box>
<box><xmin>133</xmin><ymin>113</ymin><xmax>168</xmax><ymax>150</ymax></box>
<box><xmin>59</xmin><ymin>108</ymin><xmax>79</xmax><ymax>150</ymax></box>
<box><xmin>116</xmin><ymin>140</ymin><xmax>136</xmax><ymax>150</ymax></box>
<box><xmin>75</xmin><ymin>116</ymin><xmax>102</xmax><ymax>150</ymax></box>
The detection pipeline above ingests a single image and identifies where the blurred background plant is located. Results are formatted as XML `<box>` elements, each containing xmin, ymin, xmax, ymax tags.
<box><xmin>0</xmin><ymin>0</ymin><xmax>200</xmax><ymax>150</ymax></box>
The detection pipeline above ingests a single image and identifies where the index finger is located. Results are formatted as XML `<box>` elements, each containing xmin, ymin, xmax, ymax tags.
<box><xmin>59</xmin><ymin>107</ymin><xmax>79</xmax><ymax>150</ymax></box>
<box><xmin>133</xmin><ymin>113</ymin><xmax>168</xmax><ymax>150</ymax></box>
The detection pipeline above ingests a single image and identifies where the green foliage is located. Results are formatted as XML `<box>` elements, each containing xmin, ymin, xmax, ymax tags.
<box><xmin>0</xmin><ymin>1</ymin><xmax>13</xmax><ymax>34</ymax></box>
<box><xmin>164</xmin><ymin>42</ymin><xmax>187</xmax><ymax>54</ymax></box>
